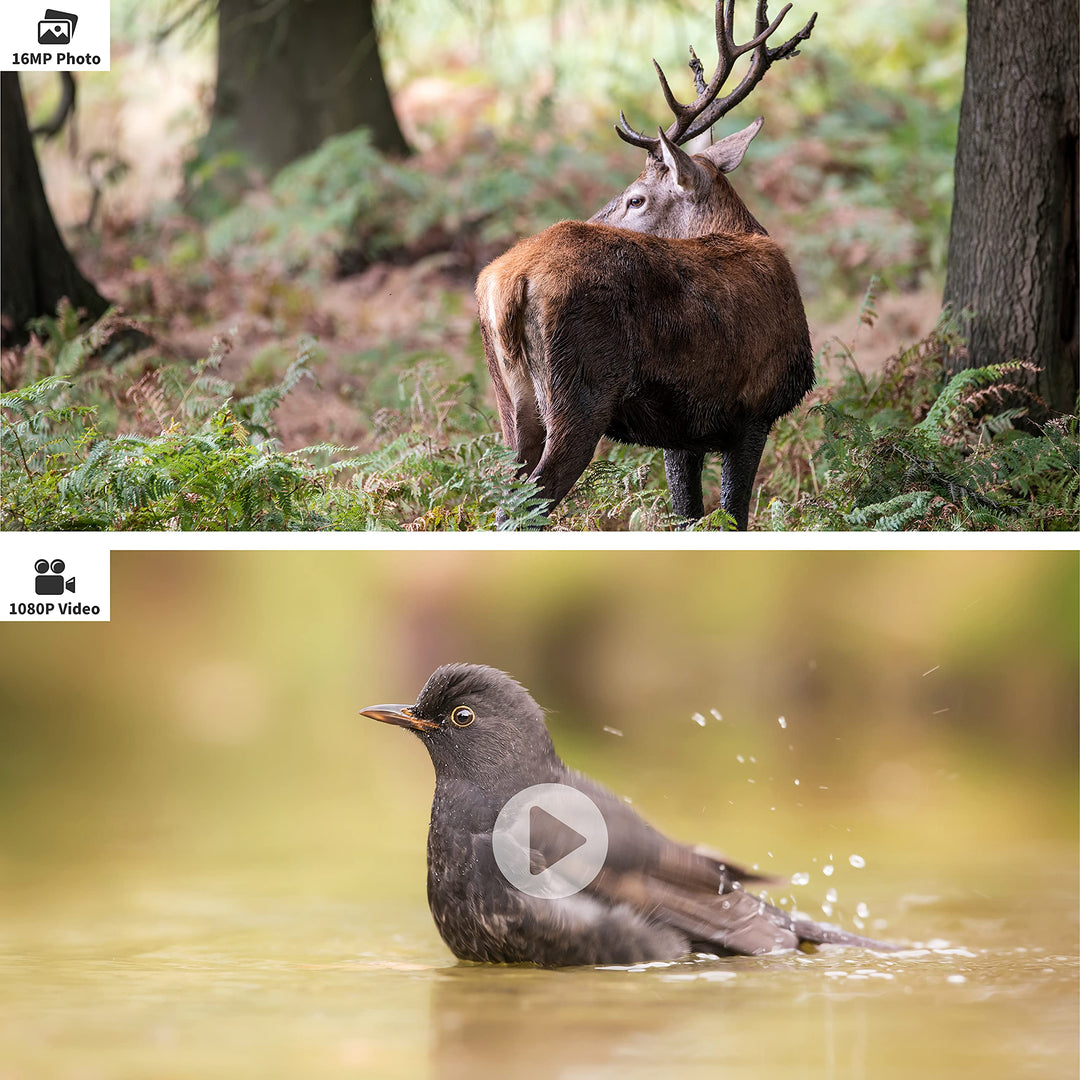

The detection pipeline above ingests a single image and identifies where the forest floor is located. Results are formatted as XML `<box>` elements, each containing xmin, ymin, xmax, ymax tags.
<box><xmin>84</xmin><ymin>233</ymin><xmax>944</xmax><ymax>456</ymax></box>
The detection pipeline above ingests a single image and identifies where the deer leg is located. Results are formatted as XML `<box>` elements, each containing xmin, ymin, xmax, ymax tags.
<box><xmin>528</xmin><ymin>422</ymin><xmax>604</xmax><ymax>517</ymax></box>
<box><xmin>493</xmin><ymin>397</ymin><xmax>548</xmax><ymax>529</ymax></box>
<box><xmin>509</xmin><ymin>399</ymin><xmax>546</xmax><ymax>479</ymax></box>
<box><xmin>720</xmin><ymin>424</ymin><xmax>769</xmax><ymax>531</ymax></box>
<box><xmin>663</xmin><ymin>449</ymin><xmax>705</xmax><ymax>522</ymax></box>
<box><xmin>482</xmin><ymin>321</ymin><xmax>546</xmax><ymax>478</ymax></box>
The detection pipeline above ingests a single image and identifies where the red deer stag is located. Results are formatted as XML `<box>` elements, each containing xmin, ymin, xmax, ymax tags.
<box><xmin>477</xmin><ymin>0</ymin><xmax>817</xmax><ymax>529</ymax></box>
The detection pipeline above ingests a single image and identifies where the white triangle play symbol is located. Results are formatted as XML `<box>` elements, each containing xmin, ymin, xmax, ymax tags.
<box><xmin>529</xmin><ymin>805</ymin><xmax>588</xmax><ymax>875</ymax></box>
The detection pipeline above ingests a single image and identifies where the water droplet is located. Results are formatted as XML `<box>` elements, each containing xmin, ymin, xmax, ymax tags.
<box><xmin>710</xmin><ymin>709</ymin><xmax>723</xmax><ymax>721</ymax></box>
<box><xmin>791</xmin><ymin>872</ymin><xmax>810</xmax><ymax>886</ymax></box>
<box><xmin>821</xmin><ymin>902</ymin><xmax>833</xmax><ymax>917</ymax></box>
<box><xmin>794</xmin><ymin>779</ymin><xmax>800</xmax><ymax>786</ymax></box>
<box><xmin>777</xmin><ymin>716</ymin><xmax>787</xmax><ymax>729</ymax></box>
<box><xmin>946</xmin><ymin>974</ymin><xmax>966</xmax><ymax>984</ymax></box>
<box><xmin>849</xmin><ymin>854</ymin><xmax>866</xmax><ymax>869</ymax></box>
<box><xmin>603</xmin><ymin>726</ymin><xmax>624</xmax><ymax>737</ymax></box>
<box><xmin>749</xmin><ymin>756</ymin><xmax>757</xmax><ymax>764</ymax></box>
<box><xmin>691</xmin><ymin>713</ymin><xmax>706</xmax><ymax>727</ymax></box>
<box><xmin>853</xmin><ymin>917</ymin><xmax>865</xmax><ymax>929</ymax></box>
<box><xmin>856</xmin><ymin>902</ymin><xmax>869</xmax><ymax>918</ymax></box>
<box><xmin>823</xmin><ymin>865</ymin><xmax>834</xmax><ymax>877</ymax></box>
<box><xmin>826</xmin><ymin>888</ymin><xmax>838</xmax><ymax>903</ymax></box>
<box><xmin>736</xmin><ymin>754</ymin><xmax>745</xmax><ymax>764</ymax></box>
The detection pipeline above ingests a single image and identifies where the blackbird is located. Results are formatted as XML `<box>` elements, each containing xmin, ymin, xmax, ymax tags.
<box><xmin>360</xmin><ymin>663</ymin><xmax>897</xmax><ymax>966</ymax></box>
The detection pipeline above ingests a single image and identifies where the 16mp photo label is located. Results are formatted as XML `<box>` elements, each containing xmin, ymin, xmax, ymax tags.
<box><xmin>1</xmin><ymin>2</ymin><xmax>111</xmax><ymax>71</ymax></box>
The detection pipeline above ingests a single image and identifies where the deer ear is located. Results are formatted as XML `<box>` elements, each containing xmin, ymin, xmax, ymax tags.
<box><xmin>700</xmin><ymin>116</ymin><xmax>765</xmax><ymax>174</ymax></box>
<box><xmin>656</xmin><ymin>127</ymin><xmax>710</xmax><ymax>196</ymax></box>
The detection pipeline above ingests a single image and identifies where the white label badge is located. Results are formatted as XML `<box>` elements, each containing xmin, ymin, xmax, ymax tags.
<box><xmin>0</xmin><ymin>536</ymin><xmax>110</xmax><ymax>621</ymax></box>
<box><xmin>2</xmin><ymin>1</ymin><xmax>111</xmax><ymax>72</ymax></box>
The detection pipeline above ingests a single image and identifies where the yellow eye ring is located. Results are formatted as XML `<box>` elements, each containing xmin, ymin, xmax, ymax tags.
<box><xmin>451</xmin><ymin>706</ymin><xmax>475</xmax><ymax>727</ymax></box>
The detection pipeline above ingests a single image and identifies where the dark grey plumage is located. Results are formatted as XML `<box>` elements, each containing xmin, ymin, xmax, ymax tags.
<box><xmin>361</xmin><ymin>663</ymin><xmax>897</xmax><ymax>967</ymax></box>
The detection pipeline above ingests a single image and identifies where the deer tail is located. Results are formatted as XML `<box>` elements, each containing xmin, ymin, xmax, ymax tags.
<box><xmin>480</xmin><ymin>268</ymin><xmax>529</xmax><ymax>371</ymax></box>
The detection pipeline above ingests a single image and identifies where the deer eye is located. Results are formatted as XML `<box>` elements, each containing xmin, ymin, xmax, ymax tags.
<box><xmin>450</xmin><ymin>706</ymin><xmax>475</xmax><ymax>727</ymax></box>
<box><xmin>627</xmin><ymin>195</ymin><xmax>646</xmax><ymax>209</ymax></box>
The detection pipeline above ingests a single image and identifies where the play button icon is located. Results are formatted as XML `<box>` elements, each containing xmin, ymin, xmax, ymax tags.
<box><xmin>528</xmin><ymin>806</ymin><xmax>587</xmax><ymax>873</ymax></box>
<box><xmin>492</xmin><ymin>783</ymin><xmax>609</xmax><ymax>899</ymax></box>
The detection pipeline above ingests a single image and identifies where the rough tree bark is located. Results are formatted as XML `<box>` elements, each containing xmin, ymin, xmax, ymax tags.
<box><xmin>1</xmin><ymin>72</ymin><xmax>107</xmax><ymax>346</ymax></box>
<box><xmin>210</xmin><ymin>0</ymin><xmax>409</xmax><ymax>176</ymax></box>
<box><xmin>943</xmin><ymin>0</ymin><xmax>1079</xmax><ymax>415</ymax></box>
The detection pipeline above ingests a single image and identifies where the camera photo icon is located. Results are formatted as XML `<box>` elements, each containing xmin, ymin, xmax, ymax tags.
<box><xmin>38</xmin><ymin>19</ymin><xmax>72</xmax><ymax>43</ymax></box>
<box><xmin>37</xmin><ymin>8</ymin><xmax>78</xmax><ymax>45</ymax></box>
<box><xmin>34</xmin><ymin>558</ymin><xmax>75</xmax><ymax>595</ymax></box>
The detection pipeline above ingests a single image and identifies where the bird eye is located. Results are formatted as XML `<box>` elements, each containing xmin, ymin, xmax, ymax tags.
<box><xmin>450</xmin><ymin>706</ymin><xmax>475</xmax><ymax>728</ymax></box>
<box><xmin>627</xmin><ymin>195</ymin><xmax>645</xmax><ymax>209</ymax></box>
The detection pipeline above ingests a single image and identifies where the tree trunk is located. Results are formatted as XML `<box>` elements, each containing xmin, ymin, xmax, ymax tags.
<box><xmin>943</xmin><ymin>0</ymin><xmax>1079</xmax><ymax>415</ymax></box>
<box><xmin>1</xmin><ymin>73</ymin><xmax>107</xmax><ymax>347</ymax></box>
<box><xmin>210</xmin><ymin>0</ymin><xmax>409</xmax><ymax>176</ymax></box>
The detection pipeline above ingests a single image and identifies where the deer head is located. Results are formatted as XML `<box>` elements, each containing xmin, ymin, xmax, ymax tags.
<box><xmin>589</xmin><ymin>0</ymin><xmax>817</xmax><ymax>238</ymax></box>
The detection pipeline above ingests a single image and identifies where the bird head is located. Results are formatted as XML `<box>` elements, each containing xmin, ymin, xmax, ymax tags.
<box><xmin>360</xmin><ymin>663</ymin><xmax>560</xmax><ymax>787</ymax></box>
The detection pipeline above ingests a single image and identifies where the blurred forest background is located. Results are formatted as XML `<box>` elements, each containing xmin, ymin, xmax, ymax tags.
<box><xmin>2</xmin><ymin>0</ymin><xmax>1077</xmax><ymax>529</ymax></box>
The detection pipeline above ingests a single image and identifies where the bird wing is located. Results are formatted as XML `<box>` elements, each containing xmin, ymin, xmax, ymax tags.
<box><xmin>555</xmin><ymin>769</ymin><xmax>891</xmax><ymax>955</ymax></box>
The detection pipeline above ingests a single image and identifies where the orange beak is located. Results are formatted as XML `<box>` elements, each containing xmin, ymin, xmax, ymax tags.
<box><xmin>358</xmin><ymin>704</ymin><xmax>440</xmax><ymax>733</ymax></box>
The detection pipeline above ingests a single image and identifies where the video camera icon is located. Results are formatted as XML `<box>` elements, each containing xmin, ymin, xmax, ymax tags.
<box><xmin>35</xmin><ymin>558</ymin><xmax>75</xmax><ymax>595</ymax></box>
<box><xmin>38</xmin><ymin>8</ymin><xmax>78</xmax><ymax>45</ymax></box>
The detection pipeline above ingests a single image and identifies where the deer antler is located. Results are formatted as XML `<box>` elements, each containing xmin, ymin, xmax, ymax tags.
<box><xmin>616</xmin><ymin>0</ymin><xmax>817</xmax><ymax>153</ymax></box>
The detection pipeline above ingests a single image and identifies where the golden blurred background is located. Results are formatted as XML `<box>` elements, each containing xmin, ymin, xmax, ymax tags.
<box><xmin>1</xmin><ymin>550</ymin><xmax>1076</xmax><ymax>1079</ymax></box>
<box><xmin>1</xmin><ymin>549</ymin><xmax>1075</xmax><ymax>894</ymax></box>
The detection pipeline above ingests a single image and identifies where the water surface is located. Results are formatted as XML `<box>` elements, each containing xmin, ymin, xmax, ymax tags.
<box><xmin>3</xmin><ymin>849</ymin><xmax>1075</xmax><ymax>1079</ymax></box>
